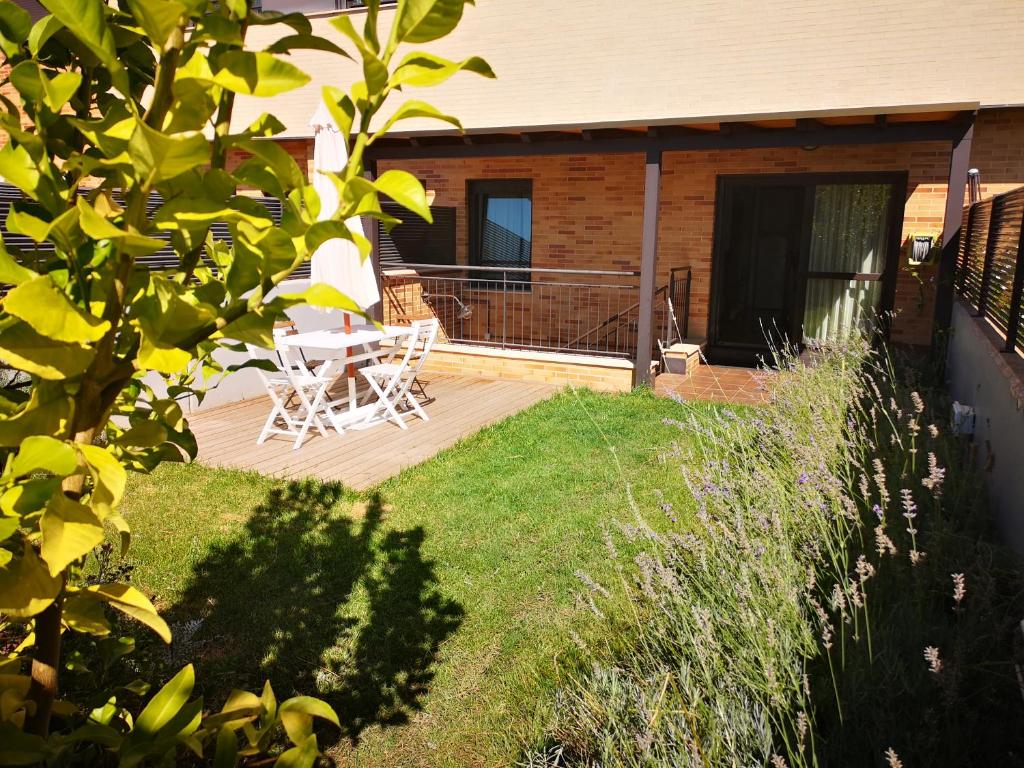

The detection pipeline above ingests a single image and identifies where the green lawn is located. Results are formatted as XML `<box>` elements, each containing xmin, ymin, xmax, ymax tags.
<box><xmin>116</xmin><ymin>387</ymin><xmax>715</xmax><ymax>766</ymax></box>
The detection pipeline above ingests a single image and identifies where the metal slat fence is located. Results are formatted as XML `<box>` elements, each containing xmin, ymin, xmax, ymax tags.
<box><xmin>956</xmin><ymin>185</ymin><xmax>1024</xmax><ymax>353</ymax></box>
<box><xmin>0</xmin><ymin>183</ymin><xmax>299</xmax><ymax>278</ymax></box>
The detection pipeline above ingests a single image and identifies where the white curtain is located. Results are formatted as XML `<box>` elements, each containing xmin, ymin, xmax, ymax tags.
<box><xmin>803</xmin><ymin>184</ymin><xmax>890</xmax><ymax>343</ymax></box>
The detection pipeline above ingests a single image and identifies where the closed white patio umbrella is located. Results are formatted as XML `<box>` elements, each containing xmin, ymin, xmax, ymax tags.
<box><xmin>309</xmin><ymin>100</ymin><xmax>380</xmax><ymax>312</ymax></box>
<box><xmin>309</xmin><ymin>100</ymin><xmax>381</xmax><ymax>420</ymax></box>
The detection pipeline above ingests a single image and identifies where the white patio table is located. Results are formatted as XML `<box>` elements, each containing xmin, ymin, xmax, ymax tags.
<box><xmin>277</xmin><ymin>323</ymin><xmax>414</xmax><ymax>430</ymax></box>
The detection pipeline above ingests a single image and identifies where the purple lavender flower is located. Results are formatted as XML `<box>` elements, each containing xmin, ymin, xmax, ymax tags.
<box><xmin>872</xmin><ymin>504</ymin><xmax>884</xmax><ymax>521</ymax></box>
<box><xmin>797</xmin><ymin>472</ymin><xmax>809</xmax><ymax>485</ymax></box>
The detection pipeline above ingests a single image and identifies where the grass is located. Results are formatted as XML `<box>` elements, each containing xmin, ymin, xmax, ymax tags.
<box><xmin>113</xmin><ymin>387</ymin><xmax>722</xmax><ymax>767</ymax></box>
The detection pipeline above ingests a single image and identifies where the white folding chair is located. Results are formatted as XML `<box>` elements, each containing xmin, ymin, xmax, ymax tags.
<box><xmin>358</xmin><ymin>319</ymin><xmax>439</xmax><ymax>430</ymax></box>
<box><xmin>247</xmin><ymin>343</ymin><xmax>338</xmax><ymax>450</ymax></box>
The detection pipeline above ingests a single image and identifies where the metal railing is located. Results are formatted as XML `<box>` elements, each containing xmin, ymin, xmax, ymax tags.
<box><xmin>380</xmin><ymin>263</ymin><xmax>691</xmax><ymax>360</ymax></box>
<box><xmin>956</xmin><ymin>185</ymin><xmax>1024</xmax><ymax>354</ymax></box>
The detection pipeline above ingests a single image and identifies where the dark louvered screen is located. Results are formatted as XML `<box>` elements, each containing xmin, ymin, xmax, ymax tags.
<box><xmin>377</xmin><ymin>201</ymin><xmax>456</xmax><ymax>268</ymax></box>
<box><xmin>0</xmin><ymin>184</ymin><xmax>305</xmax><ymax>278</ymax></box>
<box><xmin>956</xmin><ymin>185</ymin><xmax>1024</xmax><ymax>353</ymax></box>
<box><xmin>957</xmin><ymin>198</ymin><xmax>991</xmax><ymax>312</ymax></box>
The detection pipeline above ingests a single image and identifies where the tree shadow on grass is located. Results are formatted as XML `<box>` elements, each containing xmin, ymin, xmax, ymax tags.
<box><xmin>168</xmin><ymin>478</ymin><xmax>463</xmax><ymax>744</ymax></box>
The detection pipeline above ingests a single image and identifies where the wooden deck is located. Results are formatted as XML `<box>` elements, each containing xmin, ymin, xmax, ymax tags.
<box><xmin>189</xmin><ymin>374</ymin><xmax>557</xmax><ymax>489</ymax></box>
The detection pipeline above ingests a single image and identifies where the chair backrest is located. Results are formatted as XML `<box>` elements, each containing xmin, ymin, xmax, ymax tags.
<box><xmin>245</xmin><ymin>340</ymin><xmax>318</xmax><ymax>390</ymax></box>
<box><xmin>405</xmin><ymin>318</ymin><xmax>439</xmax><ymax>376</ymax></box>
<box><xmin>245</xmin><ymin>343</ymin><xmax>282</xmax><ymax>389</ymax></box>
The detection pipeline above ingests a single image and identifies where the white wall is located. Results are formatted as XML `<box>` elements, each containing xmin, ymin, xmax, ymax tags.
<box><xmin>946</xmin><ymin>301</ymin><xmax>1024</xmax><ymax>554</ymax></box>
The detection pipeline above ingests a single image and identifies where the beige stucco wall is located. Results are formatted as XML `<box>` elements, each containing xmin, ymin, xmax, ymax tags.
<box><xmin>238</xmin><ymin>0</ymin><xmax>1024</xmax><ymax>138</ymax></box>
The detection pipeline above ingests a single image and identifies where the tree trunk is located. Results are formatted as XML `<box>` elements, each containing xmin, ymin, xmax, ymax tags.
<box><xmin>24</xmin><ymin>585</ymin><xmax>65</xmax><ymax>737</ymax></box>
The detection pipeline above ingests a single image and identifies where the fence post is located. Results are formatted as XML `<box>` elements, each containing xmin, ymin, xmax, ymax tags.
<box><xmin>1004</xmin><ymin>209</ymin><xmax>1024</xmax><ymax>353</ymax></box>
<box><xmin>976</xmin><ymin>196</ymin><xmax>1003</xmax><ymax>318</ymax></box>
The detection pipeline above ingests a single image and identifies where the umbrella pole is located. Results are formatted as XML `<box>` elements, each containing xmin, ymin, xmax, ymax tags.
<box><xmin>344</xmin><ymin>312</ymin><xmax>357</xmax><ymax>415</ymax></box>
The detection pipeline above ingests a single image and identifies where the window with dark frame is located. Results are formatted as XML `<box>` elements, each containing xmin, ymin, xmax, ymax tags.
<box><xmin>376</xmin><ymin>201</ymin><xmax>457</xmax><ymax>268</ymax></box>
<box><xmin>468</xmin><ymin>179</ymin><xmax>533</xmax><ymax>289</ymax></box>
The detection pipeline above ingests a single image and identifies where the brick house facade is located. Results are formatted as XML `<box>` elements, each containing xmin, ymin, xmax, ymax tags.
<box><xmin>254</xmin><ymin>108</ymin><xmax>1024</xmax><ymax>357</ymax></box>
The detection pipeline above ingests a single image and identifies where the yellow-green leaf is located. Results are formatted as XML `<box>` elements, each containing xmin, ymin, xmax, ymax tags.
<box><xmin>76</xmin><ymin>198</ymin><xmax>166</xmax><ymax>257</ymax></box>
<box><xmin>0</xmin><ymin>543</ymin><xmax>61</xmax><ymax>617</ymax></box>
<box><xmin>389</xmin><ymin>51</ymin><xmax>492</xmax><ymax>88</ymax></box>
<box><xmin>0</xmin><ymin>241</ymin><xmax>37</xmax><ymax>286</ymax></box>
<box><xmin>40</xmin><ymin>493</ymin><xmax>104</xmax><ymax>576</ymax></box>
<box><xmin>212</xmin><ymin>50</ymin><xmax>310</xmax><ymax>97</ymax></box>
<box><xmin>10</xmin><ymin>435</ymin><xmax>78</xmax><ymax>477</ymax></box>
<box><xmin>63</xmin><ymin>590</ymin><xmax>112</xmax><ymax>636</ymax></box>
<box><xmin>0</xmin><ymin>319</ymin><xmax>95</xmax><ymax>380</ymax></box>
<box><xmin>0</xmin><ymin>383</ymin><xmax>72</xmax><ymax>447</ymax></box>
<box><xmin>137</xmin><ymin>335</ymin><xmax>193</xmax><ymax>375</ymax></box>
<box><xmin>273</xmin><ymin>733</ymin><xmax>317</xmax><ymax>768</ymax></box>
<box><xmin>4</xmin><ymin>276</ymin><xmax>110</xmax><ymax>343</ymax></box>
<box><xmin>106</xmin><ymin>514</ymin><xmax>131</xmax><ymax>557</ymax></box>
<box><xmin>0</xmin><ymin>0</ymin><xmax>31</xmax><ymax>56</ymax></box>
<box><xmin>395</xmin><ymin>0</ymin><xmax>469</xmax><ymax>44</ymax></box>
<box><xmin>0</xmin><ymin>477</ymin><xmax>60</xmax><ymax>517</ymax></box>
<box><xmin>10</xmin><ymin>60</ymin><xmax>81</xmax><ymax>112</ymax></box>
<box><xmin>37</xmin><ymin>0</ymin><xmax>127</xmax><ymax>93</ymax></box>
<box><xmin>77</xmin><ymin>444</ymin><xmax>127</xmax><ymax>516</ymax></box>
<box><xmin>279</xmin><ymin>284</ymin><xmax>364</xmax><ymax>314</ymax></box>
<box><xmin>81</xmin><ymin>583</ymin><xmax>171</xmax><ymax>643</ymax></box>
<box><xmin>128</xmin><ymin>121</ymin><xmax>209</xmax><ymax>184</ymax></box>
<box><xmin>372</xmin><ymin>99</ymin><xmax>460</xmax><ymax>143</ymax></box>
<box><xmin>279</xmin><ymin>697</ymin><xmax>338</xmax><ymax>746</ymax></box>
<box><xmin>134</xmin><ymin>664</ymin><xmax>195</xmax><ymax>737</ymax></box>
<box><xmin>373</xmin><ymin>169</ymin><xmax>432</xmax><ymax>223</ymax></box>
<box><xmin>124</xmin><ymin>0</ymin><xmax>186</xmax><ymax>49</ymax></box>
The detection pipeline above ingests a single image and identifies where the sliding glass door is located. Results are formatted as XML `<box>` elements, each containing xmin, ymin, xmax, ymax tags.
<box><xmin>710</xmin><ymin>173</ymin><xmax>902</xmax><ymax>364</ymax></box>
<box><xmin>803</xmin><ymin>183</ymin><xmax>892</xmax><ymax>344</ymax></box>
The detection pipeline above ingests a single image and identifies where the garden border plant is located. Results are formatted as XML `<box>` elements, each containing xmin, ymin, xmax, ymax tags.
<box><xmin>525</xmin><ymin>340</ymin><xmax>1024</xmax><ymax>767</ymax></box>
<box><xmin>0</xmin><ymin>0</ymin><xmax>492</xmax><ymax>764</ymax></box>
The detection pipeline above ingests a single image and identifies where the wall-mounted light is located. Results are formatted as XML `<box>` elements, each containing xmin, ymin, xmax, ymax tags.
<box><xmin>907</xmin><ymin>234</ymin><xmax>939</xmax><ymax>265</ymax></box>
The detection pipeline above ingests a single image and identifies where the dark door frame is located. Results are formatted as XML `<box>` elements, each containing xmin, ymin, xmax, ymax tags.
<box><xmin>708</xmin><ymin>170</ymin><xmax>908</xmax><ymax>361</ymax></box>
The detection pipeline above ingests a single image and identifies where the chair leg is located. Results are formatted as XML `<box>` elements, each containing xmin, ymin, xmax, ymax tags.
<box><xmin>258</xmin><ymin>390</ymin><xmax>292</xmax><ymax>444</ymax></box>
<box><xmin>360</xmin><ymin>372</ymin><xmax>408</xmax><ymax>429</ymax></box>
<box><xmin>405</xmin><ymin>390</ymin><xmax>429</xmax><ymax>421</ymax></box>
<box><xmin>292</xmin><ymin>383</ymin><xmax>329</xmax><ymax>449</ymax></box>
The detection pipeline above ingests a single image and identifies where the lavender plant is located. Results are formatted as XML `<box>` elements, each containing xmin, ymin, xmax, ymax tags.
<box><xmin>523</xmin><ymin>340</ymin><xmax>1024</xmax><ymax>767</ymax></box>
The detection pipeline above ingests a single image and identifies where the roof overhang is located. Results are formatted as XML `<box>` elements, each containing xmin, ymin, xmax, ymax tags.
<box><xmin>364</xmin><ymin>103</ymin><xmax>979</xmax><ymax>162</ymax></box>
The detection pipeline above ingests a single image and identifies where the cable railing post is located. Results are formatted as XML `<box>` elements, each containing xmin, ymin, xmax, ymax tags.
<box><xmin>1004</xmin><ymin>208</ymin><xmax>1024</xmax><ymax>353</ymax></box>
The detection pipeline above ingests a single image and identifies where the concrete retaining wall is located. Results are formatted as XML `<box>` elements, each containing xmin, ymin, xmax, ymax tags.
<box><xmin>946</xmin><ymin>301</ymin><xmax>1024</xmax><ymax>554</ymax></box>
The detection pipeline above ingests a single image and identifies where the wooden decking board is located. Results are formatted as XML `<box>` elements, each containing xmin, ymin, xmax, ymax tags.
<box><xmin>225</xmin><ymin>378</ymin><xmax>523</xmax><ymax>476</ymax></box>
<box><xmin>285</xmin><ymin>379</ymin><xmax>534</xmax><ymax>482</ymax></box>
<box><xmin>308</xmin><ymin>385</ymin><xmax>537</xmax><ymax>485</ymax></box>
<box><xmin>188</xmin><ymin>374</ymin><xmax>557</xmax><ymax>490</ymax></box>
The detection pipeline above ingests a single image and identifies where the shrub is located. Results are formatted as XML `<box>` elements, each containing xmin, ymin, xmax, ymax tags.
<box><xmin>525</xmin><ymin>342</ymin><xmax>1024</xmax><ymax>767</ymax></box>
<box><xmin>0</xmin><ymin>0</ymin><xmax>490</xmax><ymax>763</ymax></box>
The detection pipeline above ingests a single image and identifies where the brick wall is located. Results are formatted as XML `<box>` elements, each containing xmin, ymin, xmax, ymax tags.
<box><xmin>970</xmin><ymin>108</ymin><xmax>1024</xmax><ymax>200</ymax></box>
<box><xmin>658</xmin><ymin>141</ymin><xmax>954</xmax><ymax>344</ymax></box>
<box><xmin>381</xmin><ymin>142</ymin><xmax>957</xmax><ymax>347</ymax></box>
